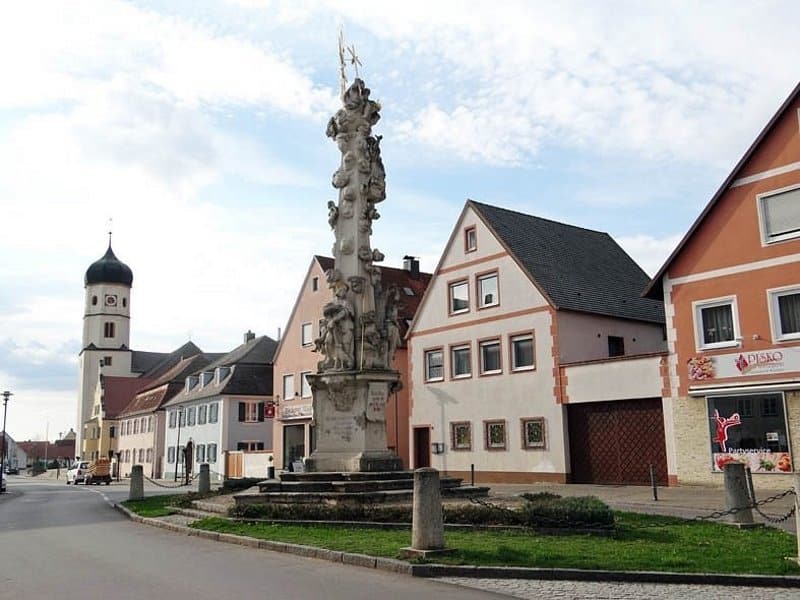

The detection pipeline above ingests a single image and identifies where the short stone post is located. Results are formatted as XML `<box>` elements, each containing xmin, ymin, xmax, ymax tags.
<box><xmin>129</xmin><ymin>465</ymin><xmax>144</xmax><ymax>501</ymax></box>
<box><xmin>793</xmin><ymin>473</ymin><xmax>800</xmax><ymax>564</ymax></box>
<box><xmin>198</xmin><ymin>463</ymin><xmax>210</xmax><ymax>494</ymax></box>
<box><xmin>401</xmin><ymin>468</ymin><xmax>449</xmax><ymax>558</ymax></box>
<box><xmin>723</xmin><ymin>462</ymin><xmax>754</xmax><ymax>526</ymax></box>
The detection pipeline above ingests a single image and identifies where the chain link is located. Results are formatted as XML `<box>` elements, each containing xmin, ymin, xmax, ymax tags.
<box><xmin>142</xmin><ymin>473</ymin><xmax>196</xmax><ymax>489</ymax></box>
<box><xmin>469</xmin><ymin>488</ymin><xmax>797</xmax><ymax>530</ymax></box>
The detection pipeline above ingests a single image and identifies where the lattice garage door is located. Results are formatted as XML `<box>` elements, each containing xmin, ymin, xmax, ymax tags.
<box><xmin>568</xmin><ymin>398</ymin><xmax>668</xmax><ymax>485</ymax></box>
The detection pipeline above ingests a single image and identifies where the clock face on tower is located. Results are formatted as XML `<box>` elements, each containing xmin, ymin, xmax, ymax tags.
<box><xmin>105</xmin><ymin>295</ymin><xmax>118</xmax><ymax>307</ymax></box>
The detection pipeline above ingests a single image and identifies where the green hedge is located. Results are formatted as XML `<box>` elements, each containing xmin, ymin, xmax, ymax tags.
<box><xmin>229</xmin><ymin>493</ymin><xmax>614</xmax><ymax>529</ymax></box>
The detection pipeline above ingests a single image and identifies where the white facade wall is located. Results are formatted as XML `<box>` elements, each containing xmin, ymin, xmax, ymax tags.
<box><xmin>409</xmin><ymin>205</ymin><xmax>568</xmax><ymax>481</ymax></box>
<box><xmin>116</xmin><ymin>415</ymin><xmax>156</xmax><ymax>478</ymax></box>
<box><xmin>557</xmin><ymin>311</ymin><xmax>665</xmax><ymax>363</ymax></box>
<box><xmin>563</xmin><ymin>355</ymin><xmax>664</xmax><ymax>403</ymax></box>
<box><xmin>163</xmin><ymin>400</ymin><xmax>224</xmax><ymax>480</ymax></box>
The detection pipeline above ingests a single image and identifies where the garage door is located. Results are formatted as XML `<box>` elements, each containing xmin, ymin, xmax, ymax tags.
<box><xmin>568</xmin><ymin>398</ymin><xmax>667</xmax><ymax>485</ymax></box>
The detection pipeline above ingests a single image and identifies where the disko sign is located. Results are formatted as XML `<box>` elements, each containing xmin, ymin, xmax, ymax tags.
<box><xmin>688</xmin><ymin>347</ymin><xmax>800</xmax><ymax>381</ymax></box>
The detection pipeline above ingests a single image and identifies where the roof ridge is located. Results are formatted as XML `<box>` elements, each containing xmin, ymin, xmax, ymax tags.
<box><xmin>469</xmin><ymin>199</ymin><xmax>611</xmax><ymax>236</ymax></box>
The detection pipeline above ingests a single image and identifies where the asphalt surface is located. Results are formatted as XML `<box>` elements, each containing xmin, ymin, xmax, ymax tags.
<box><xmin>1</xmin><ymin>475</ymin><xmax>798</xmax><ymax>600</ymax></box>
<box><xmin>0</xmin><ymin>477</ymin><xmax>506</xmax><ymax>600</ymax></box>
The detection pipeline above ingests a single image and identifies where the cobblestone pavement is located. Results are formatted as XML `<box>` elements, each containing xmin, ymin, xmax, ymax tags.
<box><xmin>436</xmin><ymin>577</ymin><xmax>798</xmax><ymax>599</ymax></box>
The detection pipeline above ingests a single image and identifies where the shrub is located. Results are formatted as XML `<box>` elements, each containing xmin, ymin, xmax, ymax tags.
<box><xmin>222</xmin><ymin>477</ymin><xmax>264</xmax><ymax>492</ymax></box>
<box><xmin>520</xmin><ymin>495</ymin><xmax>614</xmax><ymax>528</ymax></box>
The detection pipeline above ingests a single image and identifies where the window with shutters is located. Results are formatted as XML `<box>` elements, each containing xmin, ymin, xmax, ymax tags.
<box><xmin>187</xmin><ymin>406</ymin><xmax>196</xmax><ymax>426</ymax></box>
<box><xmin>169</xmin><ymin>410</ymin><xmax>177</xmax><ymax>428</ymax></box>
<box><xmin>238</xmin><ymin>401</ymin><xmax>263</xmax><ymax>423</ymax></box>
<box><xmin>208</xmin><ymin>443</ymin><xmax>217</xmax><ymax>463</ymax></box>
<box><xmin>208</xmin><ymin>403</ymin><xmax>219</xmax><ymax>423</ymax></box>
<box><xmin>198</xmin><ymin>405</ymin><xmax>207</xmax><ymax>425</ymax></box>
<box><xmin>759</xmin><ymin>185</ymin><xmax>800</xmax><ymax>244</ymax></box>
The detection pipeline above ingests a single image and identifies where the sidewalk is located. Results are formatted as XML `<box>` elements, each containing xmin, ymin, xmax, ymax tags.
<box><xmin>486</xmin><ymin>481</ymin><xmax>797</xmax><ymax>533</ymax></box>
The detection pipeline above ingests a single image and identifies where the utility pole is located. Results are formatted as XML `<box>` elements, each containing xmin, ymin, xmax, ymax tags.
<box><xmin>1</xmin><ymin>391</ymin><xmax>12</xmax><ymax>493</ymax></box>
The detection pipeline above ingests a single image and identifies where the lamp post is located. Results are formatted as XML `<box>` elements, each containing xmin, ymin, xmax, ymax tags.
<box><xmin>174</xmin><ymin>407</ymin><xmax>184</xmax><ymax>482</ymax></box>
<box><xmin>1</xmin><ymin>390</ymin><xmax>12</xmax><ymax>493</ymax></box>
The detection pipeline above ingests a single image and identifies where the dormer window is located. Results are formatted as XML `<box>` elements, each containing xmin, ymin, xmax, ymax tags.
<box><xmin>185</xmin><ymin>375</ymin><xmax>199</xmax><ymax>393</ymax></box>
<box><xmin>199</xmin><ymin>371</ymin><xmax>214</xmax><ymax>388</ymax></box>
<box><xmin>215</xmin><ymin>366</ymin><xmax>231</xmax><ymax>383</ymax></box>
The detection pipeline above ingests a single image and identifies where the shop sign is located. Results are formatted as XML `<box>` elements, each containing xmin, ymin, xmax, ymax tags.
<box><xmin>688</xmin><ymin>347</ymin><xmax>800</xmax><ymax>381</ymax></box>
<box><xmin>280</xmin><ymin>405</ymin><xmax>312</xmax><ymax>419</ymax></box>
<box><xmin>707</xmin><ymin>394</ymin><xmax>792</xmax><ymax>473</ymax></box>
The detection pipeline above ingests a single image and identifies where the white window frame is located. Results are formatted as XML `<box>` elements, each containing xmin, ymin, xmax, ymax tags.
<box><xmin>465</xmin><ymin>226</ymin><xmax>477</xmax><ymax>252</ymax></box>
<box><xmin>208</xmin><ymin>403</ymin><xmax>219</xmax><ymax>424</ymax></box>
<box><xmin>450</xmin><ymin>345</ymin><xmax>471</xmax><ymax>379</ymax></box>
<box><xmin>300</xmin><ymin>371</ymin><xmax>312</xmax><ymax>398</ymax></box>
<box><xmin>692</xmin><ymin>296</ymin><xmax>740</xmax><ymax>351</ymax></box>
<box><xmin>198</xmin><ymin>405</ymin><xmax>207</xmax><ymax>425</ymax></box>
<box><xmin>301</xmin><ymin>322</ymin><xmax>313</xmax><ymax>347</ymax></box>
<box><xmin>208</xmin><ymin>443</ymin><xmax>217</xmax><ymax>463</ymax></box>
<box><xmin>477</xmin><ymin>272</ymin><xmax>499</xmax><ymax>309</ymax></box>
<box><xmin>510</xmin><ymin>333</ymin><xmax>535</xmax><ymax>371</ymax></box>
<box><xmin>448</xmin><ymin>280</ymin><xmax>469</xmax><ymax>315</ymax></box>
<box><xmin>767</xmin><ymin>285</ymin><xmax>800</xmax><ymax>342</ymax></box>
<box><xmin>187</xmin><ymin>406</ymin><xmax>196</xmax><ymax>426</ymax></box>
<box><xmin>282</xmin><ymin>374</ymin><xmax>295</xmax><ymax>400</ymax></box>
<box><xmin>757</xmin><ymin>183</ymin><xmax>800</xmax><ymax>245</ymax></box>
<box><xmin>167</xmin><ymin>446</ymin><xmax>175</xmax><ymax>464</ymax></box>
<box><xmin>424</xmin><ymin>349</ymin><xmax>444</xmax><ymax>382</ymax></box>
<box><xmin>479</xmin><ymin>339</ymin><xmax>502</xmax><ymax>375</ymax></box>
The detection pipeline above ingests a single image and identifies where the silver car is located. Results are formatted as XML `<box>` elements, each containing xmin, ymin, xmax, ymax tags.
<box><xmin>66</xmin><ymin>461</ymin><xmax>90</xmax><ymax>484</ymax></box>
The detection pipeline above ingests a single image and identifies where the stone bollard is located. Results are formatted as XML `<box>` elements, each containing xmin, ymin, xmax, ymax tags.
<box><xmin>794</xmin><ymin>473</ymin><xmax>800</xmax><ymax>564</ymax></box>
<box><xmin>723</xmin><ymin>461</ymin><xmax>754</xmax><ymax>526</ymax></box>
<box><xmin>129</xmin><ymin>465</ymin><xmax>144</xmax><ymax>501</ymax></box>
<box><xmin>198</xmin><ymin>463</ymin><xmax>210</xmax><ymax>494</ymax></box>
<box><xmin>401</xmin><ymin>468</ymin><xmax>449</xmax><ymax>558</ymax></box>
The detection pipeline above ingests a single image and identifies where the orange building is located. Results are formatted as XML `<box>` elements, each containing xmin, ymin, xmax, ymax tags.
<box><xmin>271</xmin><ymin>256</ymin><xmax>430</xmax><ymax>470</ymax></box>
<box><xmin>647</xmin><ymin>82</ymin><xmax>800</xmax><ymax>485</ymax></box>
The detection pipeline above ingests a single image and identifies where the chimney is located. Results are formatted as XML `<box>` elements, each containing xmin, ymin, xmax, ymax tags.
<box><xmin>244</xmin><ymin>330</ymin><xmax>256</xmax><ymax>343</ymax></box>
<box><xmin>403</xmin><ymin>255</ymin><xmax>420</xmax><ymax>280</ymax></box>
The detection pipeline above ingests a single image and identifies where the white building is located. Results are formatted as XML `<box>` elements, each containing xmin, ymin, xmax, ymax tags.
<box><xmin>408</xmin><ymin>200</ymin><xmax>668</xmax><ymax>485</ymax></box>
<box><xmin>162</xmin><ymin>333</ymin><xmax>277</xmax><ymax>481</ymax></box>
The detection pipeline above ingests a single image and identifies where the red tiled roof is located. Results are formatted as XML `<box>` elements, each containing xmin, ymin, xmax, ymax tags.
<box><xmin>101</xmin><ymin>376</ymin><xmax>155</xmax><ymax>419</ymax></box>
<box><xmin>17</xmin><ymin>440</ymin><xmax>76</xmax><ymax>460</ymax></box>
<box><xmin>315</xmin><ymin>256</ymin><xmax>431</xmax><ymax>340</ymax></box>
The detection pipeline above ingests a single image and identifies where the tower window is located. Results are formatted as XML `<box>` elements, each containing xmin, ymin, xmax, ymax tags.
<box><xmin>122</xmin><ymin>298</ymin><xmax>127</xmax><ymax>307</ymax></box>
<box><xmin>103</xmin><ymin>356</ymin><xmax>113</xmax><ymax>366</ymax></box>
<box><xmin>104</xmin><ymin>322</ymin><xmax>115</xmax><ymax>338</ymax></box>
<box><xmin>312</xmin><ymin>277</ymin><xmax>319</xmax><ymax>292</ymax></box>
<box><xmin>92</xmin><ymin>295</ymin><xmax>98</xmax><ymax>306</ymax></box>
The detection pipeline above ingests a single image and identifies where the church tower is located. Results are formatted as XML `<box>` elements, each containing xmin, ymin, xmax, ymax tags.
<box><xmin>75</xmin><ymin>241</ymin><xmax>135</xmax><ymax>458</ymax></box>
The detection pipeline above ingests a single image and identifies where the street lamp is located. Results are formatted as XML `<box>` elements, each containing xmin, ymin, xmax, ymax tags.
<box><xmin>1</xmin><ymin>390</ymin><xmax>12</xmax><ymax>494</ymax></box>
<box><xmin>174</xmin><ymin>407</ymin><xmax>184</xmax><ymax>482</ymax></box>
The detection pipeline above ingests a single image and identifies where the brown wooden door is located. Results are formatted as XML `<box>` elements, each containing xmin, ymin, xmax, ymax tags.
<box><xmin>225</xmin><ymin>451</ymin><xmax>244</xmax><ymax>478</ymax></box>
<box><xmin>413</xmin><ymin>427</ymin><xmax>430</xmax><ymax>469</ymax></box>
<box><xmin>568</xmin><ymin>398</ymin><xmax>667</xmax><ymax>485</ymax></box>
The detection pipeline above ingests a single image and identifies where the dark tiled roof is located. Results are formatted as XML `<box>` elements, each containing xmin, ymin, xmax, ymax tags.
<box><xmin>205</xmin><ymin>335</ymin><xmax>278</xmax><ymax>369</ymax></box>
<box><xmin>101</xmin><ymin>376</ymin><xmax>155</xmax><ymax>419</ymax></box>
<box><xmin>132</xmin><ymin>341</ymin><xmax>205</xmax><ymax>378</ymax></box>
<box><xmin>119</xmin><ymin>354</ymin><xmax>217</xmax><ymax>417</ymax></box>
<box><xmin>471</xmin><ymin>201</ymin><xmax>665</xmax><ymax>324</ymax></box>
<box><xmin>85</xmin><ymin>244</ymin><xmax>133</xmax><ymax>287</ymax></box>
<box><xmin>315</xmin><ymin>255</ymin><xmax>432</xmax><ymax>340</ymax></box>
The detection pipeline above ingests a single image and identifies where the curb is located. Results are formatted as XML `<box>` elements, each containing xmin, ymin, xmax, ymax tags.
<box><xmin>113</xmin><ymin>504</ymin><xmax>800</xmax><ymax>588</ymax></box>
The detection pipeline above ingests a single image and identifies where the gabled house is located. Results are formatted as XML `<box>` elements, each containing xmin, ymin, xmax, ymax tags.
<box><xmin>162</xmin><ymin>332</ymin><xmax>278</xmax><ymax>481</ymax></box>
<box><xmin>1</xmin><ymin>433</ymin><xmax>28</xmax><ymax>471</ymax></box>
<box><xmin>645</xmin><ymin>82</ymin><xmax>800</xmax><ymax>485</ymax></box>
<box><xmin>408</xmin><ymin>200</ymin><xmax>668</xmax><ymax>484</ymax></box>
<box><xmin>272</xmin><ymin>255</ymin><xmax>431</xmax><ymax>470</ymax></box>
<box><xmin>116</xmin><ymin>353</ymin><xmax>218</xmax><ymax>478</ymax></box>
<box><xmin>82</xmin><ymin>374</ymin><xmax>154</xmax><ymax>465</ymax></box>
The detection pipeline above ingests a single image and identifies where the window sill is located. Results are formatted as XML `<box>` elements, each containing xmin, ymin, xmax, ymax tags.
<box><xmin>425</xmin><ymin>378</ymin><xmax>444</xmax><ymax>384</ymax></box>
<box><xmin>511</xmin><ymin>365</ymin><xmax>535</xmax><ymax>373</ymax></box>
<box><xmin>697</xmin><ymin>341</ymin><xmax>739</xmax><ymax>352</ymax></box>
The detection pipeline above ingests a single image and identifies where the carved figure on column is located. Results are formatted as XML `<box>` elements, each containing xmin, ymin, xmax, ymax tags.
<box><xmin>321</xmin><ymin>282</ymin><xmax>355</xmax><ymax>370</ymax></box>
<box><xmin>385</xmin><ymin>286</ymin><xmax>402</xmax><ymax>366</ymax></box>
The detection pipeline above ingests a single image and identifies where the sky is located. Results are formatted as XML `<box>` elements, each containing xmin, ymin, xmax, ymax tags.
<box><xmin>1</xmin><ymin>0</ymin><xmax>798</xmax><ymax>441</ymax></box>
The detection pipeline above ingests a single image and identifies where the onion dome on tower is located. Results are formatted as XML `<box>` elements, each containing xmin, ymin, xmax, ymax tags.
<box><xmin>85</xmin><ymin>244</ymin><xmax>133</xmax><ymax>287</ymax></box>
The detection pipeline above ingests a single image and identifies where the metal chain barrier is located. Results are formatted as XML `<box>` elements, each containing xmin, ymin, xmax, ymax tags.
<box><xmin>142</xmin><ymin>473</ymin><xmax>196</xmax><ymax>489</ymax></box>
<box><xmin>469</xmin><ymin>488</ymin><xmax>796</xmax><ymax>530</ymax></box>
<box><xmin>468</xmin><ymin>496</ymin><xmax>615</xmax><ymax>530</ymax></box>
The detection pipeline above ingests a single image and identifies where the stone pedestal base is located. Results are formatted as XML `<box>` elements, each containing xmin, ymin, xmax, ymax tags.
<box><xmin>306</xmin><ymin>369</ymin><xmax>402</xmax><ymax>473</ymax></box>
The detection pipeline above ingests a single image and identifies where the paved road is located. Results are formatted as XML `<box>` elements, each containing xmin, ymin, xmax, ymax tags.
<box><xmin>1</xmin><ymin>476</ymin><xmax>796</xmax><ymax>600</ymax></box>
<box><xmin>0</xmin><ymin>478</ymin><xmax>506</xmax><ymax>600</ymax></box>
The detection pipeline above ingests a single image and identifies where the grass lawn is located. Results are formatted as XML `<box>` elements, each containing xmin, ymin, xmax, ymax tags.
<box><xmin>122</xmin><ymin>494</ymin><xmax>183</xmax><ymax>518</ymax></box>
<box><xmin>189</xmin><ymin>512</ymin><xmax>800</xmax><ymax>576</ymax></box>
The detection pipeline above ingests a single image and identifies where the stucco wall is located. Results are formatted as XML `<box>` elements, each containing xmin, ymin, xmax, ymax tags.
<box><xmin>564</xmin><ymin>355</ymin><xmax>665</xmax><ymax>403</ymax></box>
<box><xmin>557</xmin><ymin>311</ymin><xmax>665</xmax><ymax>363</ymax></box>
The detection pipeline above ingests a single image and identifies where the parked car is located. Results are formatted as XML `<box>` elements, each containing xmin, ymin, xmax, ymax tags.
<box><xmin>5</xmin><ymin>466</ymin><xmax>19</xmax><ymax>475</ymax></box>
<box><xmin>66</xmin><ymin>461</ymin><xmax>90</xmax><ymax>484</ymax></box>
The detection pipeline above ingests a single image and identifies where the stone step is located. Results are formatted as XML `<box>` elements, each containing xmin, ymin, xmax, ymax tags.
<box><xmin>258</xmin><ymin>476</ymin><xmax>465</xmax><ymax>494</ymax></box>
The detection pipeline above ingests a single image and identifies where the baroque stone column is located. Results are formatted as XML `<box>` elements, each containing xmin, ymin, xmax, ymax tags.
<box><xmin>305</xmin><ymin>77</ymin><xmax>403</xmax><ymax>473</ymax></box>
